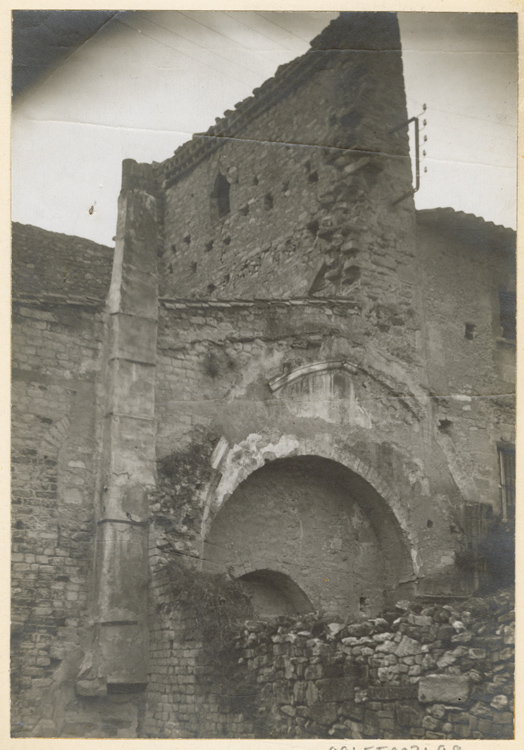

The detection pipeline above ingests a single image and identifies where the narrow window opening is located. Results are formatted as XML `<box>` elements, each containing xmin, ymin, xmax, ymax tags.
<box><xmin>205</xmin><ymin>240</ymin><xmax>214</xmax><ymax>253</ymax></box>
<box><xmin>211</xmin><ymin>172</ymin><xmax>230</xmax><ymax>219</ymax></box>
<box><xmin>191</xmin><ymin>262</ymin><xmax>197</xmax><ymax>273</ymax></box>
<box><xmin>438</xmin><ymin>418</ymin><xmax>452</xmax><ymax>434</ymax></box>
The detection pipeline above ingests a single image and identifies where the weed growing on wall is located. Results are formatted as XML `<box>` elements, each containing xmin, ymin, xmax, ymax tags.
<box><xmin>151</xmin><ymin>433</ymin><xmax>218</xmax><ymax>548</ymax></box>
<box><xmin>161</xmin><ymin>557</ymin><xmax>262</xmax><ymax>722</ymax></box>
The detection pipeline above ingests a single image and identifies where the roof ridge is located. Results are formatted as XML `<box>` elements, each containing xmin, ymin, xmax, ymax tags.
<box><xmin>12</xmin><ymin>221</ymin><xmax>114</xmax><ymax>250</ymax></box>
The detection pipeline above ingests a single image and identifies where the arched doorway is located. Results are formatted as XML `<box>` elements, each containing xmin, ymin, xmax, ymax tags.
<box><xmin>203</xmin><ymin>455</ymin><xmax>413</xmax><ymax>618</ymax></box>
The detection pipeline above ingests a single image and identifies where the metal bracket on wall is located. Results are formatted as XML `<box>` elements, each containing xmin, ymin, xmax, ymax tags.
<box><xmin>390</xmin><ymin>115</ymin><xmax>421</xmax><ymax>205</ymax></box>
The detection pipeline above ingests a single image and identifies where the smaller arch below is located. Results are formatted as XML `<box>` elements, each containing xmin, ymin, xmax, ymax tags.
<box><xmin>238</xmin><ymin>569</ymin><xmax>314</xmax><ymax>617</ymax></box>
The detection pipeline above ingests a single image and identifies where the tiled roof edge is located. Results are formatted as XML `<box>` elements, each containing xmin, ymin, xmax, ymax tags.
<box><xmin>153</xmin><ymin>12</ymin><xmax>402</xmax><ymax>190</ymax></box>
<box><xmin>416</xmin><ymin>207</ymin><xmax>516</xmax><ymax>247</ymax></box>
<box><xmin>154</xmin><ymin>49</ymin><xmax>322</xmax><ymax>191</ymax></box>
<box><xmin>12</xmin><ymin>222</ymin><xmax>114</xmax><ymax>253</ymax></box>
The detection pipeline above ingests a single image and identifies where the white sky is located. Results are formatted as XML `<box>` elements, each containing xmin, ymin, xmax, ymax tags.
<box><xmin>11</xmin><ymin>11</ymin><xmax>517</xmax><ymax>246</ymax></box>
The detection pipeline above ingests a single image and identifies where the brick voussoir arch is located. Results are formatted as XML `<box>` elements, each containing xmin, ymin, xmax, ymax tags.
<box><xmin>201</xmin><ymin>432</ymin><xmax>421</xmax><ymax>577</ymax></box>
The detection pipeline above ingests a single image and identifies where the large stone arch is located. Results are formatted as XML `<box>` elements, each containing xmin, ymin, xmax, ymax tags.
<box><xmin>202</xmin><ymin>435</ymin><xmax>419</xmax><ymax>618</ymax></box>
<box><xmin>203</xmin><ymin>433</ymin><xmax>420</xmax><ymax>569</ymax></box>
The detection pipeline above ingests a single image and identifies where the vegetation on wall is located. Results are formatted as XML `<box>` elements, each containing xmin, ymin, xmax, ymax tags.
<box><xmin>161</xmin><ymin>557</ymin><xmax>262</xmax><ymax>721</ymax></box>
<box><xmin>151</xmin><ymin>433</ymin><xmax>218</xmax><ymax>546</ymax></box>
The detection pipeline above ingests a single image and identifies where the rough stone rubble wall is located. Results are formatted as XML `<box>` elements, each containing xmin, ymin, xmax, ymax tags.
<box><xmin>228</xmin><ymin>589</ymin><xmax>514</xmax><ymax>739</ymax></box>
<box><xmin>140</xmin><ymin>584</ymin><xmax>514</xmax><ymax>739</ymax></box>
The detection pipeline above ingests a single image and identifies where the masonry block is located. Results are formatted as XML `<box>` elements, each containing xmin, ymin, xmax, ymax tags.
<box><xmin>418</xmin><ymin>675</ymin><xmax>470</xmax><ymax>704</ymax></box>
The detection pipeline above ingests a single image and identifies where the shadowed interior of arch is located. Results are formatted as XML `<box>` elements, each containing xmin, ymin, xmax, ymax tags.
<box><xmin>203</xmin><ymin>455</ymin><xmax>414</xmax><ymax>618</ymax></box>
<box><xmin>238</xmin><ymin>569</ymin><xmax>314</xmax><ymax>616</ymax></box>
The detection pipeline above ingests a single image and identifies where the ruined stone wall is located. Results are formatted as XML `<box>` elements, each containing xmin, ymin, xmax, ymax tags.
<box><xmin>11</xmin><ymin>225</ymin><xmax>117</xmax><ymax>736</ymax></box>
<box><xmin>143</xmin><ymin>569</ymin><xmax>513</xmax><ymax>739</ymax></box>
<box><xmin>418</xmin><ymin>210</ymin><xmax>516</xmax><ymax>516</ymax></box>
<box><xmin>142</xmin><ymin>556</ymin><xmax>256</xmax><ymax>739</ymax></box>
<box><xmin>152</xmin><ymin>298</ymin><xmax>467</xmax><ymax>595</ymax></box>
<box><xmin>143</xmin><ymin>296</ymin><xmax>482</xmax><ymax>735</ymax></box>
<box><xmin>156</xmin><ymin>12</ymin><xmax>417</xmax><ymax>323</ymax></box>
<box><xmin>11</xmin><ymin>11</ymin><xmax>516</xmax><ymax>738</ymax></box>
<box><xmin>11</xmin><ymin>299</ymin><xmax>105</xmax><ymax>736</ymax></box>
<box><xmin>144</xmin><ymin>266</ymin><xmax>515</xmax><ymax>738</ymax></box>
<box><xmin>227</xmin><ymin>587</ymin><xmax>514</xmax><ymax>740</ymax></box>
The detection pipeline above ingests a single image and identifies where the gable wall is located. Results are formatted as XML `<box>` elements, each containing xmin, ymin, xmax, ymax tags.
<box><xmin>158</xmin><ymin>15</ymin><xmax>416</xmax><ymax>311</ymax></box>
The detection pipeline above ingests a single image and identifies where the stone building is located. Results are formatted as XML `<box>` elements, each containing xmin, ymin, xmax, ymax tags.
<box><xmin>11</xmin><ymin>12</ymin><xmax>515</xmax><ymax>739</ymax></box>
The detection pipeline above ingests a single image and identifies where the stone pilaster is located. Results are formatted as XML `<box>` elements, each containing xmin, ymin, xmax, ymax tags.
<box><xmin>90</xmin><ymin>159</ymin><xmax>158</xmax><ymax>689</ymax></box>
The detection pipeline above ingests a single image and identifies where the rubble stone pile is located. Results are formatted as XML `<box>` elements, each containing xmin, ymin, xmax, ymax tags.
<box><xmin>233</xmin><ymin>588</ymin><xmax>514</xmax><ymax>739</ymax></box>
